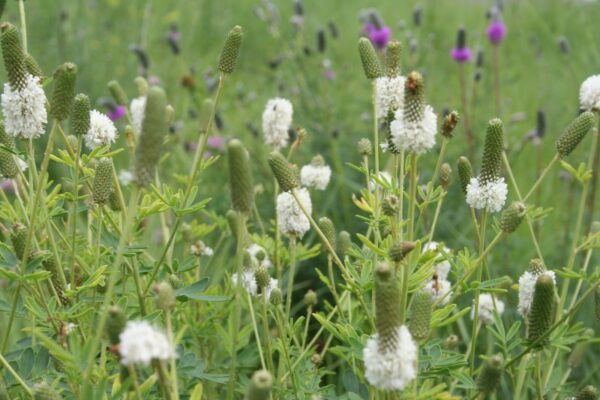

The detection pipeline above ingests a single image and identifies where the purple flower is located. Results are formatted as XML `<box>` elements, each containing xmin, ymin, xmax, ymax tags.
<box><xmin>107</xmin><ymin>105</ymin><xmax>126</xmax><ymax>121</ymax></box>
<box><xmin>365</xmin><ymin>24</ymin><xmax>391</xmax><ymax>49</ymax></box>
<box><xmin>0</xmin><ymin>179</ymin><xmax>14</xmax><ymax>193</ymax></box>
<box><xmin>207</xmin><ymin>135</ymin><xmax>225</xmax><ymax>150</ymax></box>
<box><xmin>451</xmin><ymin>47</ymin><xmax>472</xmax><ymax>63</ymax></box>
<box><xmin>487</xmin><ymin>20</ymin><xmax>507</xmax><ymax>45</ymax></box>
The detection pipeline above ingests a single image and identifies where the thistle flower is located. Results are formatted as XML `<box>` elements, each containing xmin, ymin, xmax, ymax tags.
<box><xmin>276</xmin><ymin>187</ymin><xmax>312</xmax><ymax>238</ymax></box>
<box><xmin>134</xmin><ymin>87</ymin><xmax>168</xmax><ymax>187</ymax></box>
<box><xmin>358</xmin><ymin>37</ymin><xmax>383</xmax><ymax>79</ymax></box>
<box><xmin>262</xmin><ymin>98</ymin><xmax>292</xmax><ymax>151</ymax></box>
<box><xmin>487</xmin><ymin>19</ymin><xmax>507</xmax><ymax>46</ymax></box>
<box><xmin>50</xmin><ymin>62</ymin><xmax>77</xmax><ymax>121</ymax></box>
<box><xmin>118</xmin><ymin>321</ymin><xmax>175</xmax><ymax>366</ymax></box>
<box><xmin>218</xmin><ymin>26</ymin><xmax>243</xmax><ymax>74</ymax></box>
<box><xmin>579</xmin><ymin>75</ymin><xmax>600</xmax><ymax>111</ymax></box>
<box><xmin>365</xmin><ymin>24</ymin><xmax>391</xmax><ymax>50</ymax></box>
<box><xmin>106</xmin><ymin>104</ymin><xmax>126</xmax><ymax>121</ymax></box>
<box><xmin>472</xmin><ymin>293</ymin><xmax>505</xmax><ymax>325</ymax></box>
<box><xmin>245</xmin><ymin>370</ymin><xmax>273</xmax><ymax>400</ymax></box>
<box><xmin>84</xmin><ymin>110</ymin><xmax>117</xmax><ymax>150</ymax></box>
<box><xmin>518</xmin><ymin>267</ymin><xmax>555</xmax><ymax>318</ymax></box>
<box><xmin>556</xmin><ymin>111</ymin><xmax>595</xmax><ymax>157</ymax></box>
<box><xmin>476</xmin><ymin>355</ymin><xmax>503</xmax><ymax>394</ymax></box>
<box><xmin>71</xmin><ymin>94</ymin><xmax>90</xmax><ymax>136</ymax></box>
<box><xmin>228</xmin><ymin>139</ymin><xmax>254</xmax><ymax>214</ymax></box>
<box><xmin>300</xmin><ymin>155</ymin><xmax>331</xmax><ymax>190</ymax></box>
<box><xmin>130</xmin><ymin>96</ymin><xmax>146</xmax><ymax>136</ymax></box>
<box><xmin>450</xmin><ymin>27</ymin><xmax>472</xmax><ymax>63</ymax></box>
<box><xmin>389</xmin><ymin>72</ymin><xmax>437</xmax><ymax>154</ymax></box>
<box><xmin>527</xmin><ymin>274</ymin><xmax>556</xmax><ymax>344</ymax></box>
<box><xmin>92</xmin><ymin>158</ymin><xmax>114</xmax><ymax>205</ymax></box>
<box><xmin>375</xmin><ymin>75</ymin><xmax>406</xmax><ymax>119</ymax></box>
<box><xmin>1</xmin><ymin>73</ymin><xmax>47</xmax><ymax>139</ymax></box>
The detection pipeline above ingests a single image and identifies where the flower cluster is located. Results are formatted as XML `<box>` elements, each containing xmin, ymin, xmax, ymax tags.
<box><xmin>422</xmin><ymin>242</ymin><xmax>453</xmax><ymax>305</ymax></box>
<box><xmin>276</xmin><ymin>187</ymin><xmax>312</xmax><ymax>238</ymax></box>
<box><xmin>130</xmin><ymin>95</ymin><xmax>147</xmax><ymax>136</ymax></box>
<box><xmin>389</xmin><ymin>105</ymin><xmax>437</xmax><ymax>154</ymax></box>
<box><xmin>465</xmin><ymin>177</ymin><xmax>508</xmax><ymax>213</ymax></box>
<box><xmin>472</xmin><ymin>293</ymin><xmax>505</xmax><ymax>325</ymax></box>
<box><xmin>375</xmin><ymin>76</ymin><xmax>405</xmax><ymax>119</ymax></box>
<box><xmin>85</xmin><ymin>110</ymin><xmax>118</xmax><ymax>150</ymax></box>
<box><xmin>118</xmin><ymin>321</ymin><xmax>175</xmax><ymax>366</ymax></box>
<box><xmin>518</xmin><ymin>270</ymin><xmax>556</xmax><ymax>318</ymax></box>
<box><xmin>1</xmin><ymin>73</ymin><xmax>47</xmax><ymax>139</ymax></box>
<box><xmin>262</xmin><ymin>98</ymin><xmax>293</xmax><ymax>151</ymax></box>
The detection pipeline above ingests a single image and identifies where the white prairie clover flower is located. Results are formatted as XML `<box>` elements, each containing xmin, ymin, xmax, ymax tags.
<box><xmin>85</xmin><ymin>110</ymin><xmax>118</xmax><ymax>150</ymax></box>
<box><xmin>232</xmin><ymin>270</ymin><xmax>278</xmax><ymax>298</ymax></box>
<box><xmin>389</xmin><ymin>105</ymin><xmax>437</xmax><ymax>154</ymax></box>
<box><xmin>375</xmin><ymin>76</ymin><xmax>406</xmax><ymax>119</ymax></box>
<box><xmin>262</xmin><ymin>98</ymin><xmax>293</xmax><ymax>151</ymax></box>
<box><xmin>1</xmin><ymin>74</ymin><xmax>47</xmax><ymax>139</ymax></box>
<box><xmin>190</xmin><ymin>240</ymin><xmax>213</xmax><ymax>257</ymax></box>
<box><xmin>422</xmin><ymin>242</ymin><xmax>451</xmax><ymax>280</ymax></box>
<box><xmin>300</xmin><ymin>156</ymin><xmax>332</xmax><ymax>190</ymax></box>
<box><xmin>471</xmin><ymin>293</ymin><xmax>505</xmax><ymax>325</ymax></box>
<box><xmin>424</xmin><ymin>278</ymin><xmax>452</xmax><ymax>305</ymax></box>
<box><xmin>579</xmin><ymin>75</ymin><xmax>600</xmax><ymax>110</ymax></box>
<box><xmin>363</xmin><ymin>325</ymin><xmax>418</xmax><ymax>391</ymax></box>
<box><xmin>130</xmin><ymin>96</ymin><xmax>146</xmax><ymax>136</ymax></box>
<box><xmin>465</xmin><ymin>177</ymin><xmax>507</xmax><ymax>213</ymax></box>
<box><xmin>518</xmin><ymin>270</ymin><xmax>556</xmax><ymax>318</ymax></box>
<box><xmin>118</xmin><ymin>170</ymin><xmax>134</xmax><ymax>186</ymax></box>
<box><xmin>276</xmin><ymin>187</ymin><xmax>312</xmax><ymax>238</ymax></box>
<box><xmin>246</xmin><ymin>244</ymin><xmax>272</xmax><ymax>269</ymax></box>
<box><xmin>119</xmin><ymin>320</ymin><xmax>175</xmax><ymax>366</ymax></box>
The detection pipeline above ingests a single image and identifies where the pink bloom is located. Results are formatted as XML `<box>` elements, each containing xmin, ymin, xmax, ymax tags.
<box><xmin>107</xmin><ymin>105</ymin><xmax>126</xmax><ymax>121</ymax></box>
<box><xmin>207</xmin><ymin>135</ymin><xmax>225</xmax><ymax>150</ymax></box>
<box><xmin>365</xmin><ymin>24</ymin><xmax>391</xmax><ymax>50</ymax></box>
<box><xmin>487</xmin><ymin>20</ymin><xmax>507</xmax><ymax>45</ymax></box>
<box><xmin>451</xmin><ymin>47</ymin><xmax>472</xmax><ymax>63</ymax></box>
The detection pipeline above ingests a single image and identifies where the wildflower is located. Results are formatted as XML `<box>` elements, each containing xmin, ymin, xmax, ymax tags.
<box><xmin>92</xmin><ymin>158</ymin><xmax>114</xmax><ymax>205</ymax></box>
<box><xmin>358</xmin><ymin>37</ymin><xmax>383</xmax><ymax>79</ymax></box>
<box><xmin>268</xmin><ymin>151</ymin><xmax>298</xmax><ymax>192</ymax></box>
<box><xmin>579</xmin><ymin>75</ymin><xmax>600</xmax><ymax>111</ymax></box>
<box><xmin>375</xmin><ymin>76</ymin><xmax>406</xmax><ymax>119</ymax></box>
<box><xmin>466</xmin><ymin>177</ymin><xmax>508</xmax><ymax>213</ymax></box>
<box><xmin>245</xmin><ymin>370</ymin><xmax>273</xmax><ymax>400</ymax></box>
<box><xmin>527</xmin><ymin>274</ymin><xmax>556</xmax><ymax>343</ymax></box>
<box><xmin>232</xmin><ymin>270</ymin><xmax>278</xmax><ymax>298</ymax></box>
<box><xmin>246</xmin><ymin>244</ymin><xmax>272</xmax><ymax>269</ymax></box>
<box><xmin>262</xmin><ymin>98</ymin><xmax>293</xmax><ymax>151</ymax></box>
<box><xmin>118</xmin><ymin>320</ymin><xmax>175</xmax><ymax>366</ymax></box>
<box><xmin>423</xmin><ymin>242</ymin><xmax>451</xmax><ymax>279</ymax></box>
<box><xmin>365</xmin><ymin>24</ymin><xmax>391</xmax><ymax>50</ymax></box>
<box><xmin>190</xmin><ymin>240</ymin><xmax>214</xmax><ymax>257</ymax></box>
<box><xmin>389</xmin><ymin>72</ymin><xmax>437</xmax><ymax>154</ymax></box>
<box><xmin>556</xmin><ymin>111</ymin><xmax>595</xmax><ymax>157</ymax></box>
<box><xmin>276</xmin><ymin>187</ymin><xmax>312</xmax><ymax>238</ymax></box>
<box><xmin>107</xmin><ymin>104</ymin><xmax>126</xmax><ymax>121</ymax></box>
<box><xmin>130</xmin><ymin>96</ymin><xmax>146</xmax><ymax>135</ymax></box>
<box><xmin>207</xmin><ymin>135</ymin><xmax>225</xmax><ymax>150</ymax></box>
<box><xmin>518</xmin><ymin>269</ymin><xmax>556</xmax><ymax>318</ymax></box>
<box><xmin>472</xmin><ymin>293</ymin><xmax>505</xmax><ymax>325</ymax></box>
<box><xmin>118</xmin><ymin>170</ymin><xmax>134</xmax><ymax>186</ymax></box>
<box><xmin>218</xmin><ymin>25</ymin><xmax>243</xmax><ymax>75</ymax></box>
<box><xmin>424</xmin><ymin>278</ymin><xmax>452</xmax><ymax>305</ymax></box>
<box><xmin>228</xmin><ymin>139</ymin><xmax>254</xmax><ymax>214</ymax></box>
<box><xmin>84</xmin><ymin>110</ymin><xmax>118</xmax><ymax>150</ymax></box>
<box><xmin>450</xmin><ymin>27</ymin><xmax>472</xmax><ymax>63</ymax></box>
<box><xmin>300</xmin><ymin>155</ymin><xmax>332</xmax><ymax>190</ymax></box>
<box><xmin>408</xmin><ymin>290</ymin><xmax>433</xmax><ymax>341</ymax></box>
<box><xmin>72</xmin><ymin>93</ymin><xmax>91</xmax><ymax>136</ymax></box>
<box><xmin>1</xmin><ymin>73</ymin><xmax>47</xmax><ymax>139</ymax></box>
<box><xmin>477</xmin><ymin>355</ymin><xmax>504</xmax><ymax>394</ymax></box>
<box><xmin>487</xmin><ymin>19</ymin><xmax>507</xmax><ymax>46</ymax></box>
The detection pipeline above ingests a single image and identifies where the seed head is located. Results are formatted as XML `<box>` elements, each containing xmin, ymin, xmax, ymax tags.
<box><xmin>318</xmin><ymin>217</ymin><xmax>336</xmax><ymax>254</ymax></box>
<box><xmin>527</xmin><ymin>274</ymin><xmax>556</xmax><ymax>344</ymax></box>
<box><xmin>358</xmin><ymin>37</ymin><xmax>383</xmax><ymax>80</ymax></box>
<box><xmin>457</xmin><ymin>156</ymin><xmax>473</xmax><ymax>195</ymax></box>
<box><xmin>218</xmin><ymin>26</ymin><xmax>243</xmax><ymax>74</ymax></box>
<box><xmin>71</xmin><ymin>93</ymin><xmax>90</xmax><ymax>136</ymax></box>
<box><xmin>480</xmin><ymin>118</ymin><xmax>504</xmax><ymax>185</ymax></box>
<box><xmin>374</xmin><ymin>262</ymin><xmax>401</xmax><ymax>352</ymax></box>
<box><xmin>228</xmin><ymin>140</ymin><xmax>254</xmax><ymax>214</ymax></box>
<box><xmin>408</xmin><ymin>290</ymin><xmax>433</xmax><ymax>341</ymax></box>
<box><xmin>1</xmin><ymin>23</ymin><xmax>26</xmax><ymax>90</ymax></box>
<box><xmin>439</xmin><ymin>163</ymin><xmax>452</xmax><ymax>189</ymax></box>
<box><xmin>386</xmin><ymin>40</ymin><xmax>402</xmax><ymax>78</ymax></box>
<box><xmin>268</xmin><ymin>151</ymin><xmax>298</xmax><ymax>192</ymax></box>
<box><xmin>556</xmin><ymin>111</ymin><xmax>595</xmax><ymax>158</ymax></box>
<box><xmin>500</xmin><ymin>201</ymin><xmax>527</xmax><ymax>233</ymax></box>
<box><xmin>92</xmin><ymin>158</ymin><xmax>114</xmax><ymax>204</ymax></box>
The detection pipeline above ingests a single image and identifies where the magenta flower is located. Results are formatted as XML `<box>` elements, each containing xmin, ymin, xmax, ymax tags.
<box><xmin>107</xmin><ymin>105</ymin><xmax>126</xmax><ymax>121</ymax></box>
<box><xmin>451</xmin><ymin>26</ymin><xmax>472</xmax><ymax>63</ymax></box>
<box><xmin>207</xmin><ymin>135</ymin><xmax>225</xmax><ymax>150</ymax></box>
<box><xmin>0</xmin><ymin>179</ymin><xmax>14</xmax><ymax>193</ymax></box>
<box><xmin>487</xmin><ymin>20</ymin><xmax>507</xmax><ymax>46</ymax></box>
<box><xmin>365</xmin><ymin>24</ymin><xmax>391</xmax><ymax>50</ymax></box>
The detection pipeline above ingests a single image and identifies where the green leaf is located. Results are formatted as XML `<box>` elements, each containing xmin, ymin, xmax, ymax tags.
<box><xmin>175</xmin><ymin>279</ymin><xmax>229</xmax><ymax>302</ymax></box>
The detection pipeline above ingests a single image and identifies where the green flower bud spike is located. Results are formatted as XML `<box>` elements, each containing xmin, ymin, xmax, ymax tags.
<box><xmin>441</xmin><ymin>111</ymin><xmax>459</xmax><ymax>139</ymax></box>
<box><xmin>254</xmin><ymin>267</ymin><xmax>270</xmax><ymax>295</ymax></box>
<box><xmin>500</xmin><ymin>201</ymin><xmax>527</xmax><ymax>233</ymax></box>
<box><xmin>457</xmin><ymin>156</ymin><xmax>473</xmax><ymax>195</ymax></box>
<box><xmin>318</xmin><ymin>217</ymin><xmax>336</xmax><ymax>255</ymax></box>
<box><xmin>480</xmin><ymin>118</ymin><xmax>504</xmax><ymax>185</ymax></box>
<box><xmin>439</xmin><ymin>163</ymin><xmax>452</xmax><ymax>190</ymax></box>
<box><xmin>11</xmin><ymin>223</ymin><xmax>27</xmax><ymax>260</ymax></box>
<box><xmin>0</xmin><ymin>121</ymin><xmax>19</xmax><ymax>178</ymax></box>
<box><xmin>92</xmin><ymin>158</ymin><xmax>114</xmax><ymax>205</ymax></box>
<box><xmin>527</xmin><ymin>274</ymin><xmax>556</xmax><ymax>344</ymax></box>
<box><xmin>134</xmin><ymin>86</ymin><xmax>168</xmax><ymax>188</ymax></box>
<box><xmin>107</xmin><ymin>80</ymin><xmax>128</xmax><ymax>106</ymax></box>
<box><xmin>1</xmin><ymin>22</ymin><xmax>26</xmax><ymax>90</ymax></box>
<box><xmin>389</xmin><ymin>241</ymin><xmax>416</xmax><ymax>262</ymax></box>
<box><xmin>358</xmin><ymin>37</ymin><xmax>382</xmax><ymax>80</ymax></box>
<box><xmin>50</xmin><ymin>62</ymin><xmax>77</xmax><ymax>121</ymax></box>
<box><xmin>32</xmin><ymin>382</ymin><xmax>61</xmax><ymax>400</ymax></box>
<box><xmin>556</xmin><ymin>111</ymin><xmax>595</xmax><ymax>158</ymax></box>
<box><xmin>24</xmin><ymin>53</ymin><xmax>43</xmax><ymax>79</ymax></box>
<box><xmin>374</xmin><ymin>262</ymin><xmax>401</xmax><ymax>352</ymax></box>
<box><xmin>268</xmin><ymin>151</ymin><xmax>298</xmax><ymax>192</ymax></box>
<box><xmin>575</xmin><ymin>385</ymin><xmax>599</xmax><ymax>400</ymax></box>
<box><xmin>228</xmin><ymin>139</ymin><xmax>254</xmax><ymax>215</ymax></box>
<box><xmin>108</xmin><ymin>191</ymin><xmax>122</xmax><ymax>212</ymax></box>
<box><xmin>304</xmin><ymin>289</ymin><xmax>318</xmax><ymax>307</ymax></box>
<box><xmin>476</xmin><ymin>355</ymin><xmax>503</xmax><ymax>394</ymax></box>
<box><xmin>408</xmin><ymin>290</ymin><xmax>433</xmax><ymax>342</ymax></box>
<box><xmin>71</xmin><ymin>93</ymin><xmax>91</xmax><ymax>136</ymax></box>
<box><xmin>154</xmin><ymin>282</ymin><xmax>176</xmax><ymax>311</ymax></box>
<box><xmin>270</xmin><ymin>287</ymin><xmax>282</xmax><ymax>306</ymax></box>
<box><xmin>386</xmin><ymin>40</ymin><xmax>402</xmax><ymax>78</ymax></box>
<box><xmin>403</xmin><ymin>71</ymin><xmax>425</xmax><ymax>123</ymax></box>
<box><xmin>42</xmin><ymin>253</ymin><xmax>68</xmax><ymax>306</ymax></box>
<box><xmin>382</xmin><ymin>194</ymin><xmax>399</xmax><ymax>216</ymax></box>
<box><xmin>357</xmin><ymin>138</ymin><xmax>373</xmax><ymax>156</ymax></box>
<box><xmin>528</xmin><ymin>258</ymin><xmax>546</xmax><ymax>274</ymax></box>
<box><xmin>218</xmin><ymin>25</ymin><xmax>243</xmax><ymax>74</ymax></box>
<box><xmin>244</xmin><ymin>369</ymin><xmax>273</xmax><ymax>400</ymax></box>
<box><xmin>106</xmin><ymin>306</ymin><xmax>126</xmax><ymax>345</ymax></box>
<box><xmin>338</xmin><ymin>231</ymin><xmax>352</xmax><ymax>255</ymax></box>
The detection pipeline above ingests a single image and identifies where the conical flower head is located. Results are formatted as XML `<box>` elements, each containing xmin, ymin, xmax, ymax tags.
<box><xmin>476</xmin><ymin>355</ymin><xmax>503</xmax><ymax>394</ymax></box>
<box><xmin>270</xmin><ymin>287</ymin><xmax>282</xmax><ymax>306</ymax></box>
<box><xmin>268</xmin><ymin>151</ymin><xmax>298</xmax><ymax>192</ymax></box>
<box><xmin>42</xmin><ymin>253</ymin><xmax>68</xmax><ymax>306</ymax></box>
<box><xmin>358</xmin><ymin>37</ymin><xmax>383</xmax><ymax>80</ymax></box>
<box><xmin>527</xmin><ymin>274</ymin><xmax>555</xmax><ymax>344</ymax></box>
<box><xmin>403</xmin><ymin>71</ymin><xmax>425</xmax><ymax>123</ymax></box>
<box><xmin>575</xmin><ymin>385</ymin><xmax>599</xmax><ymax>400</ymax></box>
<box><xmin>50</xmin><ymin>62</ymin><xmax>77</xmax><ymax>121</ymax></box>
<box><xmin>457</xmin><ymin>156</ymin><xmax>473</xmax><ymax>195</ymax></box>
<box><xmin>218</xmin><ymin>25</ymin><xmax>243</xmax><ymax>74</ymax></box>
<box><xmin>389</xmin><ymin>241</ymin><xmax>415</xmax><ymax>262</ymax></box>
<box><xmin>408</xmin><ymin>290</ymin><xmax>433</xmax><ymax>341</ymax></box>
<box><xmin>439</xmin><ymin>163</ymin><xmax>452</xmax><ymax>189</ymax></box>
<box><xmin>528</xmin><ymin>258</ymin><xmax>546</xmax><ymax>274</ymax></box>
<box><xmin>386</xmin><ymin>40</ymin><xmax>402</xmax><ymax>78</ymax></box>
<box><xmin>244</xmin><ymin>369</ymin><xmax>272</xmax><ymax>400</ymax></box>
<box><xmin>71</xmin><ymin>93</ymin><xmax>90</xmax><ymax>136</ymax></box>
<box><xmin>106</xmin><ymin>306</ymin><xmax>126</xmax><ymax>345</ymax></box>
<box><xmin>11</xmin><ymin>223</ymin><xmax>27</xmax><ymax>260</ymax></box>
<box><xmin>318</xmin><ymin>216</ymin><xmax>336</xmax><ymax>254</ymax></box>
<box><xmin>32</xmin><ymin>382</ymin><xmax>61</xmax><ymax>400</ymax></box>
<box><xmin>500</xmin><ymin>201</ymin><xmax>527</xmax><ymax>233</ymax></box>
<box><xmin>24</xmin><ymin>53</ymin><xmax>43</xmax><ymax>79</ymax></box>
<box><xmin>254</xmin><ymin>267</ymin><xmax>270</xmax><ymax>295</ymax></box>
<box><xmin>153</xmin><ymin>281</ymin><xmax>176</xmax><ymax>311</ymax></box>
<box><xmin>338</xmin><ymin>230</ymin><xmax>352</xmax><ymax>255</ymax></box>
<box><xmin>0</xmin><ymin>23</ymin><xmax>26</xmax><ymax>90</ymax></box>
<box><xmin>374</xmin><ymin>262</ymin><xmax>402</xmax><ymax>352</ymax></box>
<box><xmin>107</xmin><ymin>80</ymin><xmax>128</xmax><ymax>106</ymax></box>
<box><xmin>93</xmin><ymin>158</ymin><xmax>114</xmax><ymax>204</ymax></box>
<box><xmin>228</xmin><ymin>139</ymin><xmax>254</xmax><ymax>214</ymax></box>
<box><xmin>480</xmin><ymin>118</ymin><xmax>504</xmax><ymax>185</ymax></box>
<box><xmin>108</xmin><ymin>191</ymin><xmax>122</xmax><ymax>212</ymax></box>
<box><xmin>134</xmin><ymin>86</ymin><xmax>167</xmax><ymax>187</ymax></box>
<box><xmin>556</xmin><ymin>111</ymin><xmax>595</xmax><ymax>158</ymax></box>
<box><xmin>0</xmin><ymin>121</ymin><xmax>19</xmax><ymax>178</ymax></box>
<box><xmin>226</xmin><ymin>209</ymin><xmax>240</xmax><ymax>242</ymax></box>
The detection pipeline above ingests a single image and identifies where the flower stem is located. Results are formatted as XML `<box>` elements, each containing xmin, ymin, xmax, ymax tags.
<box><xmin>468</xmin><ymin>210</ymin><xmax>487</xmax><ymax>376</ymax></box>
<box><xmin>285</xmin><ymin>235</ymin><xmax>297</xmax><ymax>318</ymax></box>
<box><xmin>0</xmin><ymin>352</ymin><xmax>32</xmax><ymax>396</ymax></box>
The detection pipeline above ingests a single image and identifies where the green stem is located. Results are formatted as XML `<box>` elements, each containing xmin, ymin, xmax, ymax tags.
<box><xmin>468</xmin><ymin>210</ymin><xmax>487</xmax><ymax>376</ymax></box>
<box><xmin>285</xmin><ymin>235</ymin><xmax>297</xmax><ymax>318</ymax></box>
<box><xmin>165</xmin><ymin>309</ymin><xmax>180</xmax><ymax>400</ymax></box>
<box><xmin>70</xmin><ymin>135</ymin><xmax>82</xmax><ymax>286</ymax></box>
<box><xmin>0</xmin><ymin>352</ymin><xmax>32</xmax><ymax>397</ymax></box>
